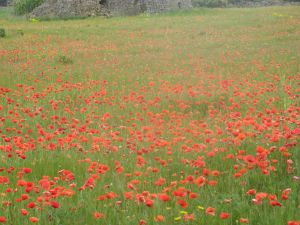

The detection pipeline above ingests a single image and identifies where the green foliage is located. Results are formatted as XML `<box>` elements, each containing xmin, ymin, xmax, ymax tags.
<box><xmin>13</xmin><ymin>0</ymin><xmax>44</xmax><ymax>15</ymax></box>
<box><xmin>17</xmin><ymin>29</ymin><xmax>24</xmax><ymax>36</ymax></box>
<box><xmin>0</xmin><ymin>27</ymin><xmax>5</xmax><ymax>37</ymax></box>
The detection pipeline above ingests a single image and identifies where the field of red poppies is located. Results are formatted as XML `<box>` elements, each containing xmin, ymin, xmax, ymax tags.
<box><xmin>0</xmin><ymin>6</ymin><xmax>300</xmax><ymax>225</ymax></box>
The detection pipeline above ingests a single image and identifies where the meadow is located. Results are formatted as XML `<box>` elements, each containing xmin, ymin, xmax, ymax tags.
<box><xmin>0</xmin><ymin>6</ymin><xmax>300</xmax><ymax>225</ymax></box>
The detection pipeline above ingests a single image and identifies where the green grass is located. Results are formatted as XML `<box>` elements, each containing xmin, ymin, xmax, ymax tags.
<box><xmin>0</xmin><ymin>6</ymin><xmax>300</xmax><ymax>225</ymax></box>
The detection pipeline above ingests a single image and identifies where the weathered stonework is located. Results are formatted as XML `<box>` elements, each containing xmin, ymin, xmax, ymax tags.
<box><xmin>0</xmin><ymin>0</ymin><xmax>12</xmax><ymax>6</ymax></box>
<box><xmin>31</xmin><ymin>0</ymin><xmax>192</xmax><ymax>18</ymax></box>
<box><xmin>106</xmin><ymin>0</ymin><xmax>192</xmax><ymax>15</ymax></box>
<box><xmin>31</xmin><ymin>0</ymin><xmax>107</xmax><ymax>18</ymax></box>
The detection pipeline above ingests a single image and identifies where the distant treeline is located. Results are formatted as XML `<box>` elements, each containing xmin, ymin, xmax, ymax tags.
<box><xmin>192</xmin><ymin>0</ymin><xmax>300</xmax><ymax>7</ymax></box>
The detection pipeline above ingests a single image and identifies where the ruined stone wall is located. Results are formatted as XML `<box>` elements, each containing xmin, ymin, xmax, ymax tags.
<box><xmin>108</xmin><ymin>0</ymin><xmax>192</xmax><ymax>15</ymax></box>
<box><xmin>31</xmin><ymin>0</ymin><xmax>192</xmax><ymax>18</ymax></box>
<box><xmin>107</xmin><ymin>0</ymin><xmax>142</xmax><ymax>15</ymax></box>
<box><xmin>167</xmin><ymin>0</ymin><xmax>192</xmax><ymax>9</ymax></box>
<box><xmin>31</xmin><ymin>0</ymin><xmax>105</xmax><ymax>18</ymax></box>
<box><xmin>0</xmin><ymin>0</ymin><xmax>10</xmax><ymax>6</ymax></box>
<box><xmin>143</xmin><ymin>0</ymin><xmax>169</xmax><ymax>13</ymax></box>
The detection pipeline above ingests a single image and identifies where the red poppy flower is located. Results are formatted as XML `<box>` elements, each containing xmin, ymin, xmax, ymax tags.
<box><xmin>145</xmin><ymin>198</ymin><xmax>154</xmax><ymax>207</ymax></box>
<box><xmin>240</xmin><ymin>218</ymin><xmax>249</xmax><ymax>223</ymax></box>
<box><xmin>0</xmin><ymin>216</ymin><xmax>7</xmax><ymax>223</ymax></box>
<box><xmin>21</xmin><ymin>209</ymin><xmax>29</xmax><ymax>216</ymax></box>
<box><xmin>139</xmin><ymin>219</ymin><xmax>147</xmax><ymax>225</ymax></box>
<box><xmin>22</xmin><ymin>168</ymin><xmax>32</xmax><ymax>174</ymax></box>
<box><xmin>155</xmin><ymin>215</ymin><xmax>165</xmax><ymax>222</ymax></box>
<box><xmin>159</xmin><ymin>193</ymin><xmax>170</xmax><ymax>202</ymax></box>
<box><xmin>51</xmin><ymin>201</ymin><xmax>60</xmax><ymax>209</ymax></box>
<box><xmin>177</xmin><ymin>199</ymin><xmax>188</xmax><ymax>208</ymax></box>
<box><xmin>220</xmin><ymin>212</ymin><xmax>231</xmax><ymax>219</ymax></box>
<box><xmin>282</xmin><ymin>188</ymin><xmax>292</xmax><ymax>200</ymax></box>
<box><xmin>206</xmin><ymin>207</ymin><xmax>216</xmax><ymax>216</ymax></box>
<box><xmin>184</xmin><ymin>213</ymin><xmax>195</xmax><ymax>221</ymax></box>
<box><xmin>247</xmin><ymin>189</ymin><xmax>256</xmax><ymax>195</ymax></box>
<box><xmin>94</xmin><ymin>212</ymin><xmax>105</xmax><ymax>219</ymax></box>
<box><xmin>189</xmin><ymin>192</ymin><xmax>198</xmax><ymax>199</ymax></box>
<box><xmin>27</xmin><ymin>202</ymin><xmax>36</xmax><ymax>209</ymax></box>
<box><xmin>29</xmin><ymin>217</ymin><xmax>39</xmax><ymax>223</ymax></box>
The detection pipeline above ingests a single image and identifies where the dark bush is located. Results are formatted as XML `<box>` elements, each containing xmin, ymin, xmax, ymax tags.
<box><xmin>0</xmin><ymin>28</ymin><xmax>5</xmax><ymax>38</ymax></box>
<box><xmin>13</xmin><ymin>0</ymin><xmax>44</xmax><ymax>15</ymax></box>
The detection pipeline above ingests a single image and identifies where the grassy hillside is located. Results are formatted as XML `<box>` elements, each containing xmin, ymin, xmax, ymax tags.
<box><xmin>0</xmin><ymin>6</ymin><xmax>300</xmax><ymax>225</ymax></box>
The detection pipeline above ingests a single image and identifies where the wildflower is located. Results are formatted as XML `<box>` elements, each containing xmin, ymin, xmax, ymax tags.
<box><xmin>197</xmin><ymin>205</ymin><xmax>204</xmax><ymax>210</ymax></box>
<box><xmin>288</xmin><ymin>221</ymin><xmax>300</xmax><ymax>225</ymax></box>
<box><xmin>94</xmin><ymin>212</ymin><xmax>105</xmax><ymax>219</ymax></box>
<box><xmin>29</xmin><ymin>217</ymin><xmax>39</xmax><ymax>223</ymax></box>
<box><xmin>184</xmin><ymin>213</ymin><xmax>195</xmax><ymax>221</ymax></box>
<box><xmin>124</xmin><ymin>192</ymin><xmax>134</xmax><ymax>200</ymax></box>
<box><xmin>139</xmin><ymin>219</ymin><xmax>147</xmax><ymax>225</ymax></box>
<box><xmin>240</xmin><ymin>218</ymin><xmax>249</xmax><ymax>223</ymax></box>
<box><xmin>30</xmin><ymin>18</ymin><xmax>39</xmax><ymax>23</ymax></box>
<box><xmin>177</xmin><ymin>199</ymin><xmax>188</xmax><ymax>208</ymax></box>
<box><xmin>22</xmin><ymin>168</ymin><xmax>32</xmax><ymax>174</ymax></box>
<box><xmin>51</xmin><ymin>201</ymin><xmax>60</xmax><ymax>209</ymax></box>
<box><xmin>206</xmin><ymin>207</ymin><xmax>216</xmax><ymax>216</ymax></box>
<box><xmin>220</xmin><ymin>212</ymin><xmax>231</xmax><ymax>219</ymax></box>
<box><xmin>282</xmin><ymin>188</ymin><xmax>292</xmax><ymax>200</ymax></box>
<box><xmin>256</xmin><ymin>192</ymin><xmax>268</xmax><ymax>201</ymax></box>
<box><xmin>27</xmin><ymin>202</ymin><xmax>36</xmax><ymax>209</ymax></box>
<box><xmin>145</xmin><ymin>198</ymin><xmax>154</xmax><ymax>207</ymax></box>
<box><xmin>106</xmin><ymin>191</ymin><xmax>118</xmax><ymax>199</ymax></box>
<box><xmin>155</xmin><ymin>215</ymin><xmax>165</xmax><ymax>222</ymax></box>
<box><xmin>247</xmin><ymin>189</ymin><xmax>256</xmax><ymax>195</ymax></box>
<box><xmin>159</xmin><ymin>193</ymin><xmax>170</xmax><ymax>202</ymax></box>
<box><xmin>174</xmin><ymin>216</ymin><xmax>181</xmax><ymax>221</ymax></box>
<box><xmin>189</xmin><ymin>192</ymin><xmax>198</xmax><ymax>199</ymax></box>
<box><xmin>0</xmin><ymin>216</ymin><xmax>7</xmax><ymax>223</ymax></box>
<box><xmin>21</xmin><ymin>209</ymin><xmax>29</xmax><ymax>216</ymax></box>
<box><xmin>155</xmin><ymin>178</ymin><xmax>166</xmax><ymax>186</ymax></box>
<box><xmin>21</xmin><ymin>194</ymin><xmax>29</xmax><ymax>200</ymax></box>
<box><xmin>270</xmin><ymin>200</ymin><xmax>282</xmax><ymax>207</ymax></box>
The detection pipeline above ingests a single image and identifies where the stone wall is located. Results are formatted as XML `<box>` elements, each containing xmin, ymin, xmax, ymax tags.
<box><xmin>168</xmin><ymin>0</ymin><xmax>193</xmax><ymax>9</ymax></box>
<box><xmin>144</xmin><ymin>0</ymin><xmax>169</xmax><ymax>13</ymax></box>
<box><xmin>107</xmin><ymin>0</ymin><xmax>192</xmax><ymax>15</ymax></box>
<box><xmin>31</xmin><ymin>0</ymin><xmax>192</xmax><ymax>18</ymax></box>
<box><xmin>0</xmin><ymin>0</ymin><xmax>9</xmax><ymax>6</ymax></box>
<box><xmin>106</xmin><ymin>0</ymin><xmax>142</xmax><ymax>15</ymax></box>
<box><xmin>31</xmin><ymin>0</ymin><xmax>107</xmax><ymax>18</ymax></box>
<box><xmin>143</xmin><ymin>0</ymin><xmax>192</xmax><ymax>13</ymax></box>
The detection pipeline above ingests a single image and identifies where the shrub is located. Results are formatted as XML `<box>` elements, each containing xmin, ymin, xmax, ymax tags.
<box><xmin>17</xmin><ymin>29</ymin><xmax>24</xmax><ymax>36</ymax></box>
<box><xmin>13</xmin><ymin>0</ymin><xmax>45</xmax><ymax>15</ymax></box>
<box><xmin>0</xmin><ymin>28</ymin><xmax>5</xmax><ymax>38</ymax></box>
